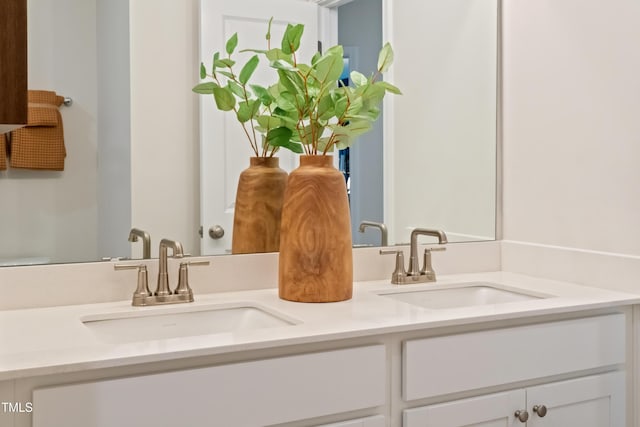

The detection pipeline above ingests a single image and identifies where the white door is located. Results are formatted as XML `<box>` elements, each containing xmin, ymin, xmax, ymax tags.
<box><xmin>527</xmin><ymin>372</ymin><xmax>625</xmax><ymax>427</ymax></box>
<box><xmin>199</xmin><ymin>0</ymin><xmax>320</xmax><ymax>255</ymax></box>
<box><xmin>403</xmin><ymin>389</ymin><xmax>526</xmax><ymax>427</ymax></box>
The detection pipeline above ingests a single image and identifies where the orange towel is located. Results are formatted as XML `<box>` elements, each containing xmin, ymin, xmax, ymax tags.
<box><xmin>0</xmin><ymin>134</ymin><xmax>7</xmax><ymax>171</ymax></box>
<box><xmin>28</xmin><ymin>90</ymin><xmax>65</xmax><ymax>107</ymax></box>
<box><xmin>9</xmin><ymin>91</ymin><xmax>66</xmax><ymax>171</ymax></box>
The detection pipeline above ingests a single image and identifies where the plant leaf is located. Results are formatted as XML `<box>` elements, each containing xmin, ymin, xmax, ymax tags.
<box><xmin>239</xmin><ymin>55</ymin><xmax>259</xmax><ymax>85</ymax></box>
<box><xmin>257</xmin><ymin>115</ymin><xmax>282</xmax><ymax>129</ymax></box>
<box><xmin>228</xmin><ymin>81</ymin><xmax>245</xmax><ymax>98</ymax></box>
<box><xmin>217</xmin><ymin>70</ymin><xmax>235</xmax><ymax>79</ymax></box>
<box><xmin>212</xmin><ymin>52</ymin><xmax>220</xmax><ymax>71</ymax></box>
<box><xmin>192</xmin><ymin>82</ymin><xmax>219</xmax><ymax>95</ymax></box>
<box><xmin>266</xmin><ymin>48</ymin><xmax>292</xmax><ymax>63</ymax></box>
<box><xmin>377</xmin><ymin>42</ymin><xmax>394</xmax><ymax>73</ymax></box>
<box><xmin>271</xmin><ymin>59</ymin><xmax>297</xmax><ymax>72</ymax></box>
<box><xmin>314</xmin><ymin>45</ymin><xmax>344</xmax><ymax>84</ymax></box>
<box><xmin>277</xmin><ymin>69</ymin><xmax>304</xmax><ymax>94</ymax></box>
<box><xmin>226</xmin><ymin>33</ymin><xmax>238</xmax><ymax>55</ymax></box>
<box><xmin>236</xmin><ymin>101</ymin><xmax>253</xmax><ymax>123</ymax></box>
<box><xmin>317</xmin><ymin>95</ymin><xmax>335</xmax><ymax>120</ymax></box>
<box><xmin>350</xmin><ymin>70</ymin><xmax>368</xmax><ymax>87</ymax></box>
<box><xmin>250</xmin><ymin>84</ymin><xmax>274</xmax><ymax>105</ymax></box>
<box><xmin>200</xmin><ymin>63</ymin><xmax>207</xmax><ymax>79</ymax></box>
<box><xmin>334</xmin><ymin>93</ymin><xmax>348</xmax><ymax>118</ymax></box>
<box><xmin>239</xmin><ymin>48</ymin><xmax>267</xmax><ymax>54</ymax></box>
<box><xmin>215</xmin><ymin>58</ymin><xmax>236</xmax><ymax>68</ymax></box>
<box><xmin>317</xmin><ymin>137</ymin><xmax>334</xmax><ymax>153</ymax></box>
<box><xmin>212</xmin><ymin>87</ymin><xmax>236</xmax><ymax>111</ymax></box>
<box><xmin>251</xmin><ymin>98</ymin><xmax>261</xmax><ymax>117</ymax></box>
<box><xmin>343</xmin><ymin>119</ymin><xmax>372</xmax><ymax>136</ymax></box>
<box><xmin>266</xmin><ymin>126</ymin><xmax>303</xmax><ymax>153</ymax></box>
<box><xmin>345</xmin><ymin>95</ymin><xmax>364</xmax><ymax>117</ymax></box>
<box><xmin>281</xmin><ymin>23</ymin><xmax>304</xmax><ymax>54</ymax></box>
<box><xmin>275</xmin><ymin>91</ymin><xmax>297</xmax><ymax>111</ymax></box>
<box><xmin>378</xmin><ymin>80</ymin><xmax>402</xmax><ymax>95</ymax></box>
<box><xmin>273</xmin><ymin>108</ymin><xmax>299</xmax><ymax>126</ymax></box>
<box><xmin>361</xmin><ymin>83</ymin><xmax>387</xmax><ymax>105</ymax></box>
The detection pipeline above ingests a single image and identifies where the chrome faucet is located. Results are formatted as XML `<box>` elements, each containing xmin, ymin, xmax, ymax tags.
<box><xmin>114</xmin><ymin>238</ymin><xmax>209</xmax><ymax>306</ymax></box>
<box><xmin>128</xmin><ymin>228</ymin><xmax>151</xmax><ymax>259</ymax></box>
<box><xmin>380</xmin><ymin>228</ymin><xmax>447</xmax><ymax>284</ymax></box>
<box><xmin>358</xmin><ymin>221</ymin><xmax>388</xmax><ymax>246</ymax></box>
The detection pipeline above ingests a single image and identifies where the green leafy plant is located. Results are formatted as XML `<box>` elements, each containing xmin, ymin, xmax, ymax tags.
<box><xmin>193</xmin><ymin>19</ymin><xmax>400</xmax><ymax>156</ymax></box>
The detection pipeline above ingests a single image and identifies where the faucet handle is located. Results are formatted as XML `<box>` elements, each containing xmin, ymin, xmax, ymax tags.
<box><xmin>421</xmin><ymin>247</ymin><xmax>446</xmax><ymax>280</ymax></box>
<box><xmin>174</xmin><ymin>260</ymin><xmax>210</xmax><ymax>301</ymax></box>
<box><xmin>114</xmin><ymin>263</ymin><xmax>152</xmax><ymax>305</ymax></box>
<box><xmin>379</xmin><ymin>249</ymin><xmax>407</xmax><ymax>284</ymax></box>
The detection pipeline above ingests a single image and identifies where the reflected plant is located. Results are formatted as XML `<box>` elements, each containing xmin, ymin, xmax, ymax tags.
<box><xmin>193</xmin><ymin>18</ymin><xmax>401</xmax><ymax>156</ymax></box>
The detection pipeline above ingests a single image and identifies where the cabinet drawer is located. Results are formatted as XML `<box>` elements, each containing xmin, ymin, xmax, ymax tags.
<box><xmin>33</xmin><ymin>345</ymin><xmax>386</xmax><ymax>427</ymax></box>
<box><xmin>318</xmin><ymin>415</ymin><xmax>386</xmax><ymax>427</ymax></box>
<box><xmin>403</xmin><ymin>314</ymin><xmax>625</xmax><ymax>400</ymax></box>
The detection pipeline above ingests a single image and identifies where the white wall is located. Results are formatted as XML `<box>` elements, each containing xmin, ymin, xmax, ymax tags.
<box><xmin>389</xmin><ymin>0</ymin><xmax>497</xmax><ymax>244</ymax></box>
<box><xmin>129</xmin><ymin>0</ymin><xmax>201</xmax><ymax>258</ymax></box>
<box><xmin>502</xmin><ymin>0</ymin><xmax>640</xmax><ymax>291</ymax></box>
<box><xmin>97</xmin><ymin>0</ymin><xmax>131</xmax><ymax>259</ymax></box>
<box><xmin>0</xmin><ymin>0</ymin><xmax>99</xmax><ymax>264</ymax></box>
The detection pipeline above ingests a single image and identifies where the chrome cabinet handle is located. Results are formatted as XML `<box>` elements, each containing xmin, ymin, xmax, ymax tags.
<box><xmin>514</xmin><ymin>410</ymin><xmax>529</xmax><ymax>423</ymax></box>
<box><xmin>533</xmin><ymin>405</ymin><xmax>548</xmax><ymax>417</ymax></box>
<box><xmin>208</xmin><ymin>225</ymin><xmax>225</xmax><ymax>239</ymax></box>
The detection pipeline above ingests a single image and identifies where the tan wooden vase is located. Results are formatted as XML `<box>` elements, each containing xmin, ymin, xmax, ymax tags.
<box><xmin>279</xmin><ymin>155</ymin><xmax>353</xmax><ymax>302</ymax></box>
<box><xmin>232</xmin><ymin>157</ymin><xmax>288</xmax><ymax>254</ymax></box>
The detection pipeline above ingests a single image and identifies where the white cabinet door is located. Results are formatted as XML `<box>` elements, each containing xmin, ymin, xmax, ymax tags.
<box><xmin>527</xmin><ymin>372</ymin><xmax>625</xmax><ymax>427</ymax></box>
<box><xmin>404</xmin><ymin>372</ymin><xmax>625</xmax><ymax>427</ymax></box>
<box><xmin>403</xmin><ymin>389</ymin><xmax>525</xmax><ymax>427</ymax></box>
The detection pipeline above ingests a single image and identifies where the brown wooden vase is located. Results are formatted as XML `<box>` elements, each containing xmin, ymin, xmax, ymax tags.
<box><xmin>232</xmin><ymin>157</ymin><xmax>288</xmax><ymax>254</ymax></box>
<box><xmin>279</xmin><ymin>155</ymin><xmax>353</xmax><ymax>302</ymax></box>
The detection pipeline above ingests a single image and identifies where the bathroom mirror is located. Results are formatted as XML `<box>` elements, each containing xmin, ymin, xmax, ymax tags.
<box><xmin>0</xmin><ymin>0</ymin><xmax>497</xmax><ymax>266</ymax></box>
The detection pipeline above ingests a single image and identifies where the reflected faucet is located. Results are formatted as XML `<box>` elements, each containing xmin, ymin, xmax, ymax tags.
<box><xmin>358</xmin><ymin>221</ymin><xmax>388</xmax><ymax>247</ymax></box>
<box><xmin>128</xmin><ymin>228</ymin><xmax>151</xmax><ymax>259</ymax></box>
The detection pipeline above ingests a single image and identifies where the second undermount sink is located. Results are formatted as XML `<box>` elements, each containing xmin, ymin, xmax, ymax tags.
<box><xmin>81</xmin><ymin>303</ymin><xmax>298</xmax><ymax>344</ymax></box>
<box><xmin>377</xmin><ymin>282</ymin><xmax>547</xmax><ymax>310</ymax></box>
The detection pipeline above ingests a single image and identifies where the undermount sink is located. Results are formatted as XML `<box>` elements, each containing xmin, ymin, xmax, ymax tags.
<box><xmin>81</xmin><ymin>303</ymin><xmax>298</xmax><ymax>344</ymax></box>
<box><xmin>377</xmin><ymin>282</ymin><xmax>547</xmax><ymax>310</ymax></box>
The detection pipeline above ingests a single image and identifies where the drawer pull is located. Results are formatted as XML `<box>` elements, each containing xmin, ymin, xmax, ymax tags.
<box><xmin>514</xmin><ymin>410</ymin><xmax>529</xmax><ymax>422</ymax></box>
<box><xmin>533</xmin><ymin>404</ymin><xmax>548</xmax><ymax>417</ymax></box>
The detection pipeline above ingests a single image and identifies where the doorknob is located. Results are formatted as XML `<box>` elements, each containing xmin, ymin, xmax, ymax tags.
<box><xmin>208</xmin><ymin>225</ymin><xmax>225</xmax><ymax>239</ymax></box>
<box><xmin>514</xmin><ymin>410</ymin><xmax>529</xmax><ymax>423</ymax></box>
<box><xmin>533</xmin><ymin>405</ymin><xmax>548</xmax><ymax>417</ymax></box>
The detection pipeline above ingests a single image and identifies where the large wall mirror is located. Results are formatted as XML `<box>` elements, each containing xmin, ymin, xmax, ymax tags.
<box><xmin>0</xmin><ymin>0</ymin><xmax>497</xmax><ymax>266</ymax></box>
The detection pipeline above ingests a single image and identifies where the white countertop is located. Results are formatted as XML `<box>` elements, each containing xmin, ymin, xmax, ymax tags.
<box><xmin>1</xmin><ymin>271</ymin><xmax>638</xmax><ymax>381</ymax></box>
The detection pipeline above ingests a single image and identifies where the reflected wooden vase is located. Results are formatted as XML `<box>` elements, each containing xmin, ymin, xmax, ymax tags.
<box><xmin>232</xmin><ymin>157</ymin><xmax>288</xmax><ymax>254</ymax></box>
<box><xmin>279</xmin><ymin>155</ymin><xmax>353</xmax><ymax>302</ymax></box>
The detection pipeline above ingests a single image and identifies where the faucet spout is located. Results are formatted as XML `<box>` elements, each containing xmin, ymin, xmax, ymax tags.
<box><xmin>408</xmin><ymin>228</ymin><xmax>447</xmax><ymax>276</ymax></box>
<box><xmin>128</xmin><ymin>228</ymin><xmax>151</xmax><ymax>259</ymax></box>
<box><xmin>157</xmin><ymin>239</ymin><xmax>184</xmax><ymax>297</ymax></box>
<box><xmin>358</xmin><ymin>221</ymin><xmax>389</xmax><ymax>246</ymax></box>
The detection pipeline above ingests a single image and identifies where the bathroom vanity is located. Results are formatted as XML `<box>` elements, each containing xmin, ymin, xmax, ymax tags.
<box><xmin>0</xmin><ymin>271</ymin><xmax>637</xmax><ymax>427</ymax></box>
